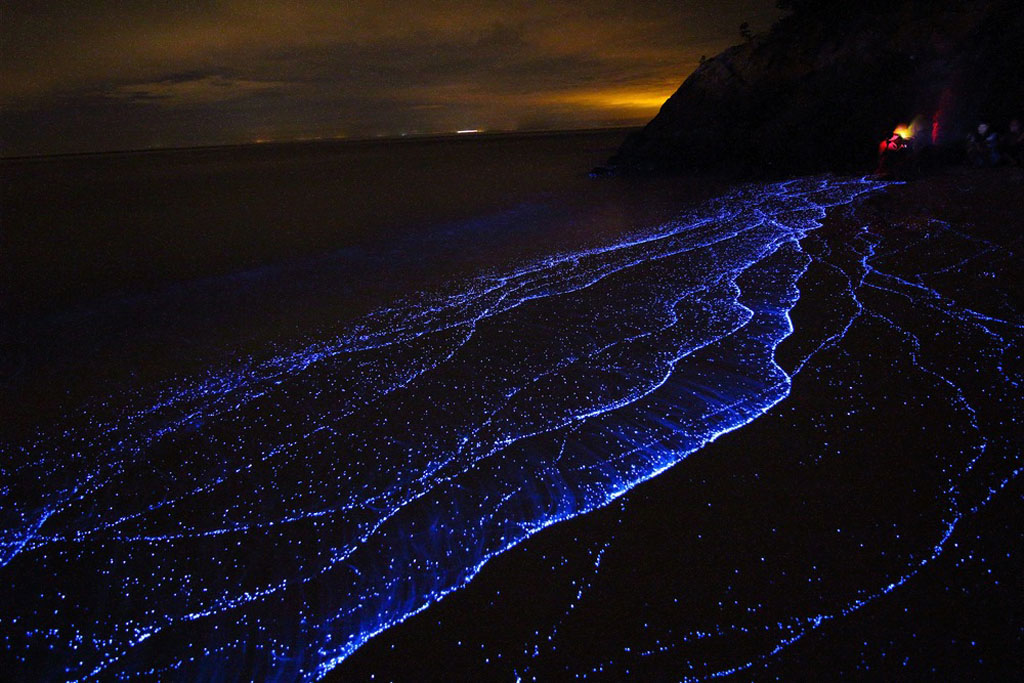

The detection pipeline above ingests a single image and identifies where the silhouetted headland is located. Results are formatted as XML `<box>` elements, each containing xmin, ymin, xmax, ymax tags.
<box><xmin>609</xmin><ymin>0</ymin><xmax>1024</xmax><ymax>177</ymax></box>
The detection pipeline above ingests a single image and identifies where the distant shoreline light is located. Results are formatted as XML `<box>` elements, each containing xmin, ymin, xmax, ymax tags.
<box><xmin>2</xmin><ymin>126</ymin><xmax>649</xmax><ymax>160</ymax></box>
<box><xmin>456</xmin><ymin>129</ymin><xmax>481</xmax><ymax>134</ymax></box>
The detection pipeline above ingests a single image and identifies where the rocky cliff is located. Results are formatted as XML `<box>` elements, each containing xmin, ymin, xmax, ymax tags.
<box><xmin>610</xmin><ymin>0</ymin><xmax>1024</xmax><ymax>176</ymax></box>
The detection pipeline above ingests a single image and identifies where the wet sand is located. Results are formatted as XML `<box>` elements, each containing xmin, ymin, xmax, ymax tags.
<box><xmin>331</xmin><ymin>167</ymin><xmax>1023</xmax><ymax>681</ymax></box>
<box><xmin>1</xmin><ymin>161</ymin><xmax>1019</xmax><ymax>682</ymax></box>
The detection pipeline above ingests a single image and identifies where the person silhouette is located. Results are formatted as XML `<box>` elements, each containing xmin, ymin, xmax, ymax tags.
<box><xmin>967</xmin><ymin>122</ymin><xmax>1000</xmax><ymax>166</ymax></box>
<box><xmin>1002</xmin><ymin>118</ymin><xmax>1023</xmax><ymax>166</ymax></box>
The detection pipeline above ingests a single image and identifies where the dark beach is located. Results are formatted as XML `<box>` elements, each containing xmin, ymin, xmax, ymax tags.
<box><xmin>332</xmin><ymin>167</ymin><xmax>1023</xmax><ymax>681</ymax></box>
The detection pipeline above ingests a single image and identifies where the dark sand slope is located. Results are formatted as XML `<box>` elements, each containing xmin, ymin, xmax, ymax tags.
<box><xmin>334</xmin><ymin>168</ymin><xmax>1023</xmax><ymax>681</ymax></box>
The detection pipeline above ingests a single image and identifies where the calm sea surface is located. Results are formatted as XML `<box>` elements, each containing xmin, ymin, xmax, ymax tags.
<box><xmin>1</xmin><ymin>130</ymin><xmax>722</xmax><ymax>429</ymax></box>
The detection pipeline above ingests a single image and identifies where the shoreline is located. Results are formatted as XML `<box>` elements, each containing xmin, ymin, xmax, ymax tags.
<box><xmin>329</xmin><ymin>166</ymin><xmax>1023</xmax><ymax>681</ymax></box>
<box><xmin>0</xmin><ymin>165</ymin><xmax>1018</xmax><ymax>681</ymax></box>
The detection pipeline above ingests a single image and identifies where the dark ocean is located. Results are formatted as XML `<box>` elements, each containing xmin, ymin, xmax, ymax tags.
<box><xmin>1</xmin><ymin>130</ymin><xmax>720</xmax><ymax>430</ymax></box>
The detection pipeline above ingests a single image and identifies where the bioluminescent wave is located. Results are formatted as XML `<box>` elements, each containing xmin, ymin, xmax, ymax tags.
<box><xmin>4</xmin><ymin>176</ymin><xmax>1016</xmax><ymax>682</ymax></box>
<box><xmin>504</xmin><ymin>193</ymin><xmax>1023</xmax><ymax>682</ymax></box>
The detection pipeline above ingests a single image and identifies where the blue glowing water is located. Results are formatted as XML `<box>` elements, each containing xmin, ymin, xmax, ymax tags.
<box><xmin>1</xmin><ymin>175</ymin><xmax>1019</xmax><ymax>681</ymax></box>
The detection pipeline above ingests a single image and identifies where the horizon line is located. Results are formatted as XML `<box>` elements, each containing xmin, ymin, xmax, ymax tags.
<box><xmin>0</xmin><ymin>124</ymin><xmax>644</xmax><ymax>162</ymax></box>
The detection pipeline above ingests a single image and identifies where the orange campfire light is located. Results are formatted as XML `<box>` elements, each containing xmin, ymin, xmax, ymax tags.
<box><xmin>892</xmin><ymin>124</ymin><xmax>913</xmax><ymax>140</ymax></box>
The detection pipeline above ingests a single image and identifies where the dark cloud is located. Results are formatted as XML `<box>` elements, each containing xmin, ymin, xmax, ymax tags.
<box><xmin>0</xmin><ymin>1</ymin><xmax>781</xmax><ymax>155</ymax></box>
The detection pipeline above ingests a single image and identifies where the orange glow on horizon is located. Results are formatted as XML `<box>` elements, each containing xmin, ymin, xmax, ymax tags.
<box><xmin>541</xmin><ymin>85</ymin><xmax>677</xmax><ymax>113</ymax></box>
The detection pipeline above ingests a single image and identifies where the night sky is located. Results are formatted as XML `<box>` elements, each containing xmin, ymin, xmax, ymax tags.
<box><xmin>0</xmin><ymin>1</ymin><xmax>780</xmax><ymax>156</ymax></box>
